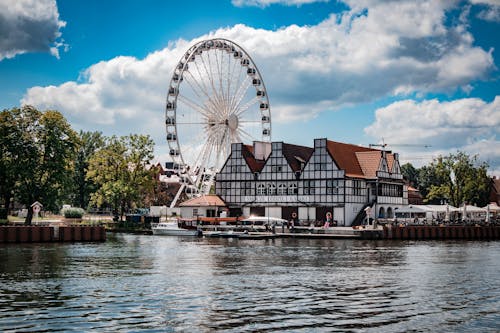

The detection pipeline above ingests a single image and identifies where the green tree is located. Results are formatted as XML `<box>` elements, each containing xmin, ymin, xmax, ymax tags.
<box><xmin>1</xmin><ymin>106</ymin><xmax>79</xmax><ymax>224</ymax></box>
<box><xmin>0</xmin><ymin>107</ymin><xmax>34</xmax><ymax>215</ymax></box>
<box><xmin>401</xmin><ymin>162</ymin><xmax>419</xmax><ymax>187</ymax></box>
<box><xmin>425</xmin><ymin>152</ymin><xmax>490</xmax><ymax>207</ymax></box>
<box><xmin>71</xmin><ymin>131</ymin><xmax>105</xmax><ymax>209</ymax></box>
<box><xmin>87</xmin><ymin>134</ymin><xmax>155</xmax><ymax>220</ymax></box>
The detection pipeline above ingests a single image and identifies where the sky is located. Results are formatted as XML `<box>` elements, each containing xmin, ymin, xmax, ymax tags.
<box><xmin>0</xmin><ymin>0</ymin><xmax>499</xmax><ymax>176</ymax></box>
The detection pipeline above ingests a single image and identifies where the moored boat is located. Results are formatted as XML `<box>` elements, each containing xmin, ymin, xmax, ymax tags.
<box><xmin>152</xmin><ymin>221</ymin><xmax>200</xmax><ymax>236</ymax></box>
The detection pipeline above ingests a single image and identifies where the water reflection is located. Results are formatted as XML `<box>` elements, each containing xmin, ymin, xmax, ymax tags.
<box><xmin>0</xmin><ymin>236</ymin><xmax>499</xmax><ymax>332</ymax></box>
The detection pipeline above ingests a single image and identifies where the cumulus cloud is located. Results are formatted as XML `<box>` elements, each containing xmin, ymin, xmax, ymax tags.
<box><xmin>232</xmin><ymin>0</ymin><xmax>328</xmax><ymax>7</ymax></box>
<box><xmin>470</xmin><ymin>0</ymin><xmax>500</xmax><ymax>22</ymax></box>
<box><xmin>21</xmin><ymin>0</ymin><xmax>496</xmax><ymax>166</ymax></box>
<box><xmin>0</xmin><ymin>0</ymin><xmax>67</xmax><ymax>61</ymax></box>
<box><xmin>364</xmin><ymin>97</ymin><xmax>500</xmax><ymax>175</ymax></box>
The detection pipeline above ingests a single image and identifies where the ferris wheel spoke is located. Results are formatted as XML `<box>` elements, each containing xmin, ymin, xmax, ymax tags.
<box><xmin>190</xmin><ymin>60</ymin><xmax>215</xmax><ymax>102</ymax></box>
<box><xmin>194</xmin><ymin>137</ymin><xmax>216</xmax><ymax>186</ymax></box>
<box><xmin>229</xmin><ymin>64</ymin><xmax>247</xmax><ymax>111</ymax></box>
<box><xmin>177</xmin><ymin>94</ymin><xmax>211</xmax><ymax>118</ymax></box>
<box><xmin>203</xmin><ymin>51</ymin><xmax>223</xmax><ymax>109</ymax></box>
<box><xmin>184</xmin><ymin>70</ymin><xmax>213</xmax><ymax>102</ymax></box>
<box><xmin>226</xmin><ymin>55</ymin><xmax>238</xmax><ymax>105</ymax></box>
<box><xmin>238</xmin><ymin>120</ymin><xmax>262</xmax><ymax>123</ymax></box>
<box><xmin>230</xmin><ymin>76</ymin><xmax>252</xmax><ymax>113</ymax></box>
<box><xmin>195</xmin><ymin>55</ymin><xmax>221</xmax><ymax>111</ymax></box>
<box><xmin>238</xmin><ymin>127</ymin><xmax>259</xmax><ymax>142</ymax></box>
<box><xmin>214</xmin><ymin>49</ymin><xmax>225</xmax><ymax>103</ymax></box>
<box><xmin>235</xmin><ymin>96</ymin><xmax>259</xmax><ymax>117</ymax></box>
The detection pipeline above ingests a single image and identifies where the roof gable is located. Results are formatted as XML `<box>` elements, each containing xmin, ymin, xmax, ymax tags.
<box><xmin>242</xmin><ymin>144</ymin><xmax>265</xmax><ymax>172</ymax></box>
<box><xmin>355</xmin><ymin>151</ymin><xmax>382</xmax><ymax>178</ymax></box>
<box><xmin>282</xmin><ymin>143</ymin><xmax>314</xmax><ymax>172</ymax></box>
<box><xmin>179</xmin><ymin>195</ymin><xmax>226</xmax><ymax>207</ymax></box>
<box><xmin>326</xmin><ymin>140</ymin><xmax>377</xmax><ymax>177</ymax></box>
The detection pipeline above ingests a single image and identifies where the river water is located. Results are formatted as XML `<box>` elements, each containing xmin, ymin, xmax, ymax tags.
<box><xmin>0</xmin><ymin>234</ymin><xmax>499</xmax><ymax>332</ymax></box>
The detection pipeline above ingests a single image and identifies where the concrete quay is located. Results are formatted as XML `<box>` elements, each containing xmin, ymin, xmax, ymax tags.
<box><xmin>0</xmin><ymin>225</ymin><xmax>106</xmax><ymax>243</ymax></box>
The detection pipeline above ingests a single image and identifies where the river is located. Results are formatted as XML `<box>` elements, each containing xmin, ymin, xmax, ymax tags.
<box><xmin>0</xmin><ymin>234</ymin><xmax>499</xmax><ymax>332</ymax></box>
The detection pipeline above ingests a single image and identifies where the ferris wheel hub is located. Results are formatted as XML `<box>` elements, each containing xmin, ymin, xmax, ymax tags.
<box><xmin>227</xmin><ymin>114</ymin><xmax>239</xmax><ymax>131</ymax></box>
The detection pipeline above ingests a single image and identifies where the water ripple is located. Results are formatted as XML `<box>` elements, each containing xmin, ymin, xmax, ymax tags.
<box><xmin>0</xmin><ymin>237</ymin><xmax>499</xmax><ymax>332</ymax></box>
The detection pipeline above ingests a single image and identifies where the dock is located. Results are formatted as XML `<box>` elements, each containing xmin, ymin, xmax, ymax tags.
<box><xmin>0</xmin><ymin>225</ymin><xmax>106</xmax><ymax>243</ymax></box>
<box><xmin>199</xmin><ymin>225</ymin><xmax>500</xmax><ymax>240</ymax></box>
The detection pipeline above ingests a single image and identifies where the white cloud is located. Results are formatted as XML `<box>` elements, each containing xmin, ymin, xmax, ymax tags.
<box><xmin>470</xmin><ymin>0</ymin><xmax>500</xmax><ymax>22</ymax></box>
<box><xmin>0</xmin><ymin>0</ymin><xmax>66</xmax><ymax>61</ymax></box>
<box><xmin>364</xmin><ymin>97</ymin><xmax>500</xmax><ymax>175</ymax></box>
<box><xmin>21</xmin><ymin>0</ymin><xmax>496</xmax><ymax>166</ymax></box>
<box><xmin>232</xmin><ymin>0</ymin><xmax>328</xmax><ymax>7</ymax></box>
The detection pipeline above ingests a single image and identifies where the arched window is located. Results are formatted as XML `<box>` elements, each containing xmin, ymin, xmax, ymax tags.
<box><xmin>257</xmin><ymin>183</ymin><xmax>265</xmax><ymax>195</ymax></box>
<box><xmin>267</xmin><ymin>183</ymin><xmax>276</xmax><ymax>195</ymax></box>
<box><xmin>387</xmin><ymin>207</ymin><xmax>393</xmax><ymax>218</ymax></box>
<box><xmin>288</xmin><ymin>183</ymin><xmax>298</xmax><ymax>195</ymax></box>
<box><xmin>379</xmin><ymin>207</ymin><xmax>386</xmax><ymax>218</ymax></box>
<box><xmin>277</xmin><ymin>183</ymin><xmax>287</xmax><ymax>195</ymax></box>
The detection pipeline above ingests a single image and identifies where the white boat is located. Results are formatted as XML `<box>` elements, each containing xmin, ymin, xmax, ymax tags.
<box><xmin>152</xmin><ymin>221</ymin><xmax>200</xmax><ymax>236</ymax></box>
<box><xmin>240</xmin><ymin>216</ymin><xmax>288</xmax><ymax>228</ymax></box>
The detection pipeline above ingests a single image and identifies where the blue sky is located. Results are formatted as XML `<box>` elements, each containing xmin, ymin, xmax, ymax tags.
<box><xmin>0</xmin><ymin>0</ymin><xmax>499</xmax><ymax>175</ymax></box>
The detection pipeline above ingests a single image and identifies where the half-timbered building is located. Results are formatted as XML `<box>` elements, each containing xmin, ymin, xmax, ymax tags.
<box><xmin>215</xmin><ymin>138</ymin><xmax>407</xmax><ymax>226</ymax></box>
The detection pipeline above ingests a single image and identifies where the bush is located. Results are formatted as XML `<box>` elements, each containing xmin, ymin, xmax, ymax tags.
<box><xmin>61</xmin><ymin>207</ymin><xmax>85</xmax><ymax>218</ymax></box>
<box><xmin>0</xmin><ymin>207</ymin><xmax>7</xmax><ymax>219</ymax></box>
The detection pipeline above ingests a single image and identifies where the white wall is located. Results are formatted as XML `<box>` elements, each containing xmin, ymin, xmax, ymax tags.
<box><xmin>333</xmin><ymin>208</ymin><xmax>344</xmax><ymax>226</ymax></box>
<box><xmin>166</xmin><ymin>207</ymin><xmax>181</xmax><ymax>217</ymax></box>
<box><xmin>242</xmin><ymin>206</ymin><xmax>251</xmax><ymax>217</ymax></box>
<box><xmin>298</xmin><ymin>207</ymin><xmax>315</xmax><ymax>222</ymax></box>
<box><xmin>150</xmin><ymin>206</ymin><xmax>167</xmax><ymax>216</ymax></box>
<box><xmin>265</xmin><ymin>206</ymin><xmax>282</xmax><ymax>219</ymax></box>
<box><xmin>345</xmin><ymin>203</ymin><xmax>365</xmax><ymax>226</ymax></box>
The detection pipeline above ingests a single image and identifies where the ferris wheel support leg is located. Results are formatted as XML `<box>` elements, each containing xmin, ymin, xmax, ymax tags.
<box><xmin>170</xmin><ymin>183</ymin><xmax>186</xmax><ymax>209</ymax></box>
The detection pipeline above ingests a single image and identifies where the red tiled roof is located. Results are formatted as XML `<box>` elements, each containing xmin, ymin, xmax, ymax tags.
<box><xmin>326</xmin><ymin>140</ymin><xmax>377</xmax><ymax>177</ymax></box>
<box><xmin>355</xmin><ymin>151</ymin><xmax>381</xmax><ymax>178</ymax></box>
<box><xmin>326</xmin><ymin>140</ymin><xmax>398</xmax><ymax>179</ymax></box>
<box><xmin>387</xmin><ymin>153</ymin><xmax>395</xmax><ymax>172</ymax></box>
<box><xmin>282</xmin><ymin>143</ymin><xmax>314</xmax><ymax>172</ymax></box>
<box><xmin>242</xmin><ymin>144</ymin><xmax>265</xmax><ymax>172</ymax></box>
<box><xmin>179</xmin><ymin>195</ymin><xmax>226</xmax><ymax>207</ymax></box>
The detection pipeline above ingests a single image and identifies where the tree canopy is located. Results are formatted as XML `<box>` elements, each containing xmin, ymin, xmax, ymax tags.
<box><xmin>87</xmin><ymin>134</ymin><xmax>155</xmax><ymax>219</ymax></box>
<box><xmin>0</xmin><ymin>106</ymin><xmax>79</xmax><ymax>224</ymax></box>
<box><xmin>71</xmin><ymin>131</ymin><xmax>105</xmax><ymax>209</ymax></box>
<box><xmin>402</xmin><ymin>152</ymin><xmax>490</xmax><ymax>207</ymax></box>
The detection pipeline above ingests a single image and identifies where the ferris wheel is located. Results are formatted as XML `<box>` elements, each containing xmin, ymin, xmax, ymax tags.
<box><xmin>165</xmin><ymin>38</ymin><xmax>272</xmax><ymax>202</ymax></box>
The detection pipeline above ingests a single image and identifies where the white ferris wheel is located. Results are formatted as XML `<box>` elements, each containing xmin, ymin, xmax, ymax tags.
<box><xmin>165</xmin><ymin>38</ymin><xmax>272</xmax><ymax>204</ymax></box>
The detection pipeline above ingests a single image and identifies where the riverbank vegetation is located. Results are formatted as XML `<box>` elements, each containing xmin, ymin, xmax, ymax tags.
<box><xmin>0</xmin><ymin>105</ymin><xmax>495</xmax><ymax>224</ymax></box>
<box><xmin>401</xmin><ymin>152</ymin><xmax>491</xmax><ymax>207</ymax></box>
<box><xmin>1</xmin><ymin>106</ymin><xmax>159</xmax><ymax>224</ymax></box>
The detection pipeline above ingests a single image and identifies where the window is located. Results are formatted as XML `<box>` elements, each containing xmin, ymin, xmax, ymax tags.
<box><xmin>277</xmin><ymin>183</ymin><xmax>287</xmax><ymax>195</ymax></box>
<box><xmin>314</xmin><ymin>163</ymin><xmax>327</xmax><ymax>171</ymax></box>
<box><xmin>353</xmin><ymin>180</ymin><xmax>362</xmax><ymax>196</ymax></box>
<box><xmin>268</xmin><ymin>183</ymin><xmax>277</xmax><ymax>195</ymax></box>
<box><xmin>271</xmin><ymin>165</ymin><xmax>282</xmax><ymax>172</ymax></box>
<box><xmin>327</xmin><ymin>179</ymin><xmax>339</xmax><ymax>194</ymax></box>
<box><xmin>288</xmin><ymin>183</ymin><xmax>298</xmax><ymax>195</ymax></box>
<box><xmin>304</xmin><ymin>180</ymin><xmax>315</xmax><ymax>195</ymax></box>
<box><xmin>377</xmin><ymin>184</ymin><xmax>403</xmax><ymax>197</ymax></box>
<box><xmin>243</xmin><ymin>182</ymin><xmax>253</xmax><ymax>195</ymax></box>
<box><xmin>257</xmin><ymin>184</ymin><xmax>265</xmax><ymax>195</ymax></box>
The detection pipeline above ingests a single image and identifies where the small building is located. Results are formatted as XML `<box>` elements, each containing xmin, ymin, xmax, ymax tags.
<box><xmin>490</xmin><ymin>176</ymin><xmax>500</xmax><ymax>206</ymax></box>
<box><xmin>215</xmin><ymin>138</ymin><xmax>408</xmax><ymax>226</ymax></box>
<box><xmin>407</xmin><ymin>185</ymin><xmax>423</xmax><ymax>205</ymax></box>
<box><xmin>179</xmin><ymin>195</ymin><xmax>227</xmax><ymax>219</ymax></box>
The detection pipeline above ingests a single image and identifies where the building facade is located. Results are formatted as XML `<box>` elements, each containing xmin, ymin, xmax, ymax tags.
<box><xmin>215</xmin><ymin>138</ymin><xmax>408</xmax><ymax>226</ymax></box>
